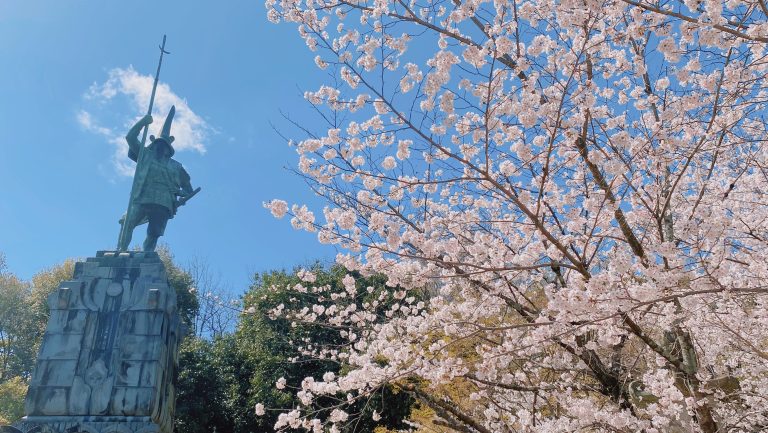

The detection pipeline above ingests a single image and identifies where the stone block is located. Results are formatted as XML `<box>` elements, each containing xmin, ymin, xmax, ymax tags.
<box><xmin>58</xmin><ymin>281</ymin><xmax>84</xmax><ymax>308</ymax></box>
<box><xmin>56</xmin><ymin>288</ymin><xmax>71</xmax><ymax>309</ymax></box>
<box><xmin>73</xmin><ymin>262</ymin><xmax>84</xmax><ymax>278</ymax></box>
<box><xmin>139</xmin><ymin>362</ymin><xmax>160</xmax><ymax>388</ymax></box>
<box><xmin>48</xmin><ymin>310</ymin><xmax>88</xmax><ymax>334</ymax></box>
<box><xmin>136</xmin><ymin>388</ymin><xmax>154</xmax><ymax>415</ymax></box>
<box><xmin>39</xmin><ymin>334</ymin><xmax>83</xmax><ymax>360</ymax></box>
<box><xmin>139</xmin><ymin>263</ymin><xmax>164</xmax><ymax>277</ymax></box>
<box><xmin>68</xmin><ymin>376</ymin><xmax>90</xmax><ymax>414</ymax></box>
<box><xmin>147</xmin><ymin>289</ymin><xmax>160</xmax><ymax>309</ymax></box>
<box><xmin>63</xmin><ymin>310</ymin><xmax>88</xmax><ymax>333</ymax></box>
<box><xmin>95</xmin><ymin>265</ymin><xmax>113</xmax><ymax>278</ymax></box>
<box><xmin>119</xmin><ymin>336</ymin><xmax>161</xmax><ymax>361</ymax></box>
<box><xmin>122</xmin><ymin>312</ymin><xmax>164</xmax><ymax>336</ymax></box>
<box><xmin>111</xmin><ymin>387</ymin><xmax>154</xmax><ymax>416</ymax></box>
<box><xmin>47</xmin><ymin>282</ymin><xmax>76</xmax><ymax>311</ymax></box>
<box><xmin>45</xmin><ymin>311</ymin><xmax>67</xmax><ymax>333</ymax></box>
<box><xmin>80</xmin><ymin>261</ymin><xmax>99</xmax><ymax>276</ymax></box>
<box><xmin>29</xmin><ymin>387</ymin><xmax>69</xmax><ymax>416</ymax></box>
<box><xmin>116</xmin><ymin>361</ymin><xmax>143</xmax><ymax>387</ymax></box>
<box><xmin>31</xmin><ymin>360</ymin><xmax>77</xmax><ymax>387</ymax></box>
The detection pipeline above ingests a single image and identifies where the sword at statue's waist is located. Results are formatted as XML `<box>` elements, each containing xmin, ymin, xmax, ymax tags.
<box><xmin>175</xmin><ymin>187</ymin><xmax>201</xmax><ymax>208</ymax></box>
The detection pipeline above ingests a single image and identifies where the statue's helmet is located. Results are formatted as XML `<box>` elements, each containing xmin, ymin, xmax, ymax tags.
<box><xmin>150</xmin><ymin>105</ymin><xmax>176</xmax><ymax>156</ymax></box>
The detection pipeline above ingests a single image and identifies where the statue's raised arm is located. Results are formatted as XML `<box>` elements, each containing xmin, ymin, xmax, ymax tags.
<box><xmin>126</xmin><ymin>114</ymin><xmax>154</xmax><ymax>162</ymax></box>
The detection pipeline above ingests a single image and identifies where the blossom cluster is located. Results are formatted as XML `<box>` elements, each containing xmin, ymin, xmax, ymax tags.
<box><xmin>262</xmin><ymin>0</ymin><xmax>768</xmax><ymax>431</ymax></box>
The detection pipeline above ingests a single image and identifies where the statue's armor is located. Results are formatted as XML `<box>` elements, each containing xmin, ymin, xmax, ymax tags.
<box><xmin>135</xmin><ymin>153</ymin><xmax>189</xmax><ymax>212</ymax></box>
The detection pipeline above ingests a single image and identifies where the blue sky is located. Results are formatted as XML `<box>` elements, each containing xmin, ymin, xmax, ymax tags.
<box><xmin>0</xmin><ymin>1</ymin><xmax>336</xmax><ymax>292</ymax></box>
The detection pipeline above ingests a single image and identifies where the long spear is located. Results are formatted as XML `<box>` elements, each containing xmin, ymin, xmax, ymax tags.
<box><xmin>117</xmin><ymin>35</ymin><xmax>170</xmax><ymax>250</ymax></box>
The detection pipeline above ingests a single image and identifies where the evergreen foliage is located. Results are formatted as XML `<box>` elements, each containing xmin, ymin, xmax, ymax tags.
<box><xmin>175</xmin><ymin>264</ymin><xmax>418</xmax><ymax>433</ymax></box>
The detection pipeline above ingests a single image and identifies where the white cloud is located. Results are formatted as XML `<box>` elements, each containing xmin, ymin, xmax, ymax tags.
<box><xmin>77</xmin><ymin>110</ymin><xmax>112</xmax><ymax>136</ymax></box>
<box><xmin>79</xmin><ymin>66</ymin><xmax>212</xmax><ymax>176</ymax></box>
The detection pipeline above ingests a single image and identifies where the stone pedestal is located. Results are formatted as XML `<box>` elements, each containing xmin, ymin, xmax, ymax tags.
<box><xmin>20</xmin><ymin>251</ymin><xmax>181</xmax><ymax>433</ymax></box>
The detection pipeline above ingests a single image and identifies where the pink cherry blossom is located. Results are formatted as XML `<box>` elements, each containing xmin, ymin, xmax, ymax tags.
<box><xmin>265</xmin><ymin>0</ymin><xmax>768</xmax><ymax>430</ymax></box>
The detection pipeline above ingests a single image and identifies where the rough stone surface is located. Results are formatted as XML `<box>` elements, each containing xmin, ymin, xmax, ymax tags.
<box><xmin>18</xmin><ymin>251</ymin><xmax>181</xmax><ymax>433</ymax></box>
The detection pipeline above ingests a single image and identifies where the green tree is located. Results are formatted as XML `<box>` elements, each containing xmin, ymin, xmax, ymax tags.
<box><xmin>239</xmin><ymin>264</ymin><xmax>417</xmax><ymax>432</ymax></box>
<box><xmin>0</xmin><ymin>251</ymin><xmax>61</xmax><ymax>382</ymax></box>
<box><xmin>0</xmin><ymin>254</ymin><xmax>54</xmax><ymax>424</ymax></box>
<box><xmin>174</xmin><ymin>264</ymin><xmax>418</xmax><ymax>433</ymax></box>
<box><xmin>174</xmin><ymin>337</ymin><xmax>232</xmax><ymax>433</ymax></box>
<box><xmin>157</xmin><ymin>246</ymin><xmax>199</xmax><ymax>331</ymax></box>
<box><xmin>175</xmin><ymin>333</ymin><xmax>264</xmax><ymax>433</ymax></box>
<box><xmin>0</xmin><ymin>376</ymin><xmax>26</xmax><ymax>425</ymax></box>
<box><xmin>0</xmin><ymin>272</ymin><xmax>35</xmax><ymax>382</ymax></box>
<box><xmin>29</xmin><ymin>259</ymin><xmax>76</xmax><ymax>334</ymax></box>
<box><xmin>30</xmin><ymin>259</ymin><xmax>76</xmax><ymax>306</ymax></box>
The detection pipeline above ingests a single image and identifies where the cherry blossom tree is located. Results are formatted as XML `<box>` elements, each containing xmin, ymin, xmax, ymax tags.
<box><xmin>263</xmin><ymin>0</ymin><xmax>768</xmax><ymax>430</ymax></box>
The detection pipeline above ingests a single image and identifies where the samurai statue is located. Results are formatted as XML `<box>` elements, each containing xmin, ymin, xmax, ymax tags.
<box><xmin>117</xmin><ymin>106</ymin><xmax>198</xmax><ymax>252</ymax></box>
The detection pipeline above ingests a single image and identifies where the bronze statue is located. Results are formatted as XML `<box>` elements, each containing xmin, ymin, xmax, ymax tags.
<box><xmin>3</xmin><ymin>36</ymin><xmax>186</xmax><ymax>433</ymax></box>
<box><xmin>117</xmin><ymin>106</ymin><xmax>198</xmax><ymax>251</ymax></box>
<box><xmin>116</xmin><ymin>36</ymin><xmax>199</xmax><ymax>252</ymax></box>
